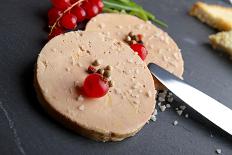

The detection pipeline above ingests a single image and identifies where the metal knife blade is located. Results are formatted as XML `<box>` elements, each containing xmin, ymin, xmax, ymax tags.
<box><xmin>148</xmin><ymin>63</ymin><xmax>232</xmax><ymax>135</ymax></box>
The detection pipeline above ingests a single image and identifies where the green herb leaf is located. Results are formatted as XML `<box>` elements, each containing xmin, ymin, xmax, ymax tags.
<box><xmin>102</xmin><ymin>0</ymin><xmax>168</xmax><ymax>27</ymax></box>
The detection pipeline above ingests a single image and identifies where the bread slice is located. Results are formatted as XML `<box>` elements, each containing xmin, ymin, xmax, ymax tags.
<box><xmin>209</xmin><ymin>31</ymin><xmax>232</xmax><ymax>56</ymax></box>
<box><xmin>189</xmin><ymin>2</ymin><xmax>232</xmax><ymax>31</ymax></box>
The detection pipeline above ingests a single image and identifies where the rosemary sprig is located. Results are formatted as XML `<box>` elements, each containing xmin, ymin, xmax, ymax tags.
<box><xmin>102</xmin><ymin>0</ymin><xmax>168</xmax><ymax>27</ymax></box>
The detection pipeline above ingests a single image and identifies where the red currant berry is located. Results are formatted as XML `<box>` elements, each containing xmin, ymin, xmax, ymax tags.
<box><xmin>60</xmin><ymin>13</ymin><xmax>77</xmax><ymax>30</ymax></box>
<box><xmin>72</xmin><ymin>6</ymin><xmax>86</xmax><ymax>22</ymax></box>
<box><xmin>91</xmin><ymin>0</ymin><xmax>104</xmax><ymax>12</ymax></box>
<box><xmin>48</xmin><ymin>7</ymin><xmax>63</xmax><ymax>26</ymax></box>
<box><xmin>48</xmin><ymin>27</ymin><xmax>64</xmax><ymax>40</ymax></box>
<box><xmin>50</xmin><ymin>0</ymin><xmax>71</xmax><ymax>10</ymax></box>
<box><xmin>81</xmin><ymin>2</ymin><xmax>99</xmax><ymax>19</ymax></box>
<box><xmin>130</xmin><ymin>44</ymin><xmax>148</xmax><ymax>61</ymax></box>
<box><xmin>82</xmin><ymin>73</ymin><xmax>109</xmax><ymax>98</ymax></box>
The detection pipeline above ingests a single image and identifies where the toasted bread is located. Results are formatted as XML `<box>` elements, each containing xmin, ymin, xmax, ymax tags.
<box><xmin>189</xmin><ymin>2</ymin><xmax>232</xmax><ymax>31</ymax></box>
<box><xmin>209</xmin><ymin>31</ymin><xmax>232</xmax><ymax>56</ymax></box>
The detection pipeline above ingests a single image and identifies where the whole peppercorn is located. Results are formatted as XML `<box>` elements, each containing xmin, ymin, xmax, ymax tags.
<box><xmin>97</xmin><ymin>68</ymin><xmax>104</xmax><ymax>75</ymax></box>
<box><xmin>108</xmin><ymin>80</ymin><xmax>115</xmax><ymax>87</ymax></box>
<box><xmin>105</xmin><ymin>65</ymin><xmax>113</xmax><ymax>71</ymax></box>
<box><xmin>87</xmin><ymin>65</ymin><xmax>97</xmax><ymax>73</ymax></box>
<box><xmin>92</xmin><ymin>59</ymin><xmax>101</xmax><ymax>66</ymax></box>
<box><xmin>103</xmin><ymin>70</ymin><xmax>111</xmax><ymax>78</ymax></box>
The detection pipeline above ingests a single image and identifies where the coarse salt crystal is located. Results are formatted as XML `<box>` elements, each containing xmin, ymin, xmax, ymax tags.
<box><xmin>135</xmin><ymin>61</ymin><xmax>143</xmax><ymax>65</ymax></box>
<box><xmin>77</xmin><ymin>95</ymin><xmax>84</xmax><ymax>102</ymax></box>
<box><xmin>216</xmin><ymin>149</ymin><xmax>222</xmax><ymax>154</ymax></box>
<box><xmin>133</xmin><ymin>100</ymin><xmax>140</xmax><ymax>104</ymax></box>
<box><xmin>167</xmin><ymin>97</ymin><xmax>174</xmax><ymax>103</ymax></box>
<box><xmin>51</xmin><ymin>48</ymin><xmax>57</xmax><ymax>52</ymax></box>
<box><xmin>114</xmin><ymin>88</ymin><xmax>122</xmax><ymax>95</ymax></box>
<box><xmin>132</xmin><ymin>83</ymin><xmax>141</xmax><ymax>89</ymax></box>
<box><xmin>135</xmin><ymin>69</ymin><xmax>139</xmax><ymax>74</ymax></box>
<box><xmin>146</xmin><ymin>91</ymin><xmax>152</xmax><ymax>98</ymax></box>
<box><xmin>148</xmin><ymin>44</ymin><xmax>154</xmax><ymax>49</ymax></box>
<box><xmin>43</xmin><ymin>89</ymin><xmax>48</xmax><ymax>94</ymax></box>
<box><xmin>116</xmin><ymin>31</ymin><xmax>122</xmax><ymax>36</ymax></box>
<box><xmin>65</xmin><ymin>67</ymin><xmax>71</xmax><ymax>72</ymax></box>
<box><xmin>164</xmin><ymin>36</ymin><xmax>170</xmax><ymax>44</ymax></box>
<box><xmin>153</xmin><ymin>109</ymin><xmax>158</xmax><ymax>116</ymax></box>
<box><xmin>116</xmin><ymin>25</ymin><xmax>123</xmax><ymax>29</ymax></box>
<box><xmin>74</xmin><ymin>81</ymin><xmax>80</xmax><ymax>87</ymax></box>
<box><xmin>160</xmin><ymin>105</ymin><xmax>166</xmax><ymax>112</ymax></box>
<box><xmin>128</xmin><ymin>89</ymin><xmax>133</xmax><ymax>94</ymax></box>
<box><xmin>146</xmin><ymin>21</ymin><xmax>152</xmax><ymax>24</ymax></box>
<box><xmin>177</xmin><ymin>110</ymin><xmax>183</xmax><ymax>116</ymax></box>
<box><xmin>173</xmin><ymin>120</ymin><xmax>178</xmax><ymax>126</ymax></box>
<box><xmin>78</xmin><ymin>105</ymin><xmax>85</xmax><ymax>111</ymax></box>
<box><xmin>135</xmin><ymin>24</ymin><xmax>144</xmax><ymax>29</ymax></box>
<box><xmin>179</xmin><ymin>105</ymin><xmax>186</xmax><ymax>110</ymax></box>
<box><xmin>77</xmin><ymin>62</ymin><xmax>83</xmax><ymax>67</ymax></box>
<box><xmin>150</xmin><ymin>115</ymin><xmax>157</xmax><ymax>122</ymax></box>
<box><xmin>158</xmin><ymin>97</ymin><xmax>165</xmax><ymax>102</ymax></box>
<box><xmin>166</xmin><ymin>104</ymin><xmax>171</xmax><ymax>108</ymax></box>
<box><xmin>158</xmin><ymin>92</ymin><xmax>166</xmax><ymax>98</ymax></box>
<box><xmin>185</xmin><ymin>114</ymin><xmax>189</xmax><ymax>118</ymax></box>
<box><xmin>174</xmin><ymin>53</ymin><xmax>179</xmax><ymax>60</ymax></box>
<box><xmin>98</xmin><ymin>23</ymin><xmax>106</xmax><ymax>29</ymax></box>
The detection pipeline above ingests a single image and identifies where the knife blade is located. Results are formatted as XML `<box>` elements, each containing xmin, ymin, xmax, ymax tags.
<box><xmin>148</xmin><ymin>63</ymin><xmax>232</xmax><ymax>135</ymax></box>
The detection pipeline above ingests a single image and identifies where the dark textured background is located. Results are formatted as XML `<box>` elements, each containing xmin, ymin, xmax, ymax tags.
<box><xmin>0</xmin><ymin>0</ymin><xmax>232</xmax><ymax>154</ymax></box>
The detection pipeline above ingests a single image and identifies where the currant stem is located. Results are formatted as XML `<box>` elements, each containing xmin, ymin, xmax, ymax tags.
<box><xmin>49</xmin><ymin>0</ymin><xmax>86</xmax><ymax>35</ymax></box>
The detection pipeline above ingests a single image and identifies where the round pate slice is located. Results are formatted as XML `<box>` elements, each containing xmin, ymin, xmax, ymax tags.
<box><xmin>35</xmin><ymin>31</ymin><xmax>156</xmax><ymax>142</ymax></box>
<box><xmin>85</xmin><ymin>13</ymin><xmax>184</xmax><ymax>90</ymax></box>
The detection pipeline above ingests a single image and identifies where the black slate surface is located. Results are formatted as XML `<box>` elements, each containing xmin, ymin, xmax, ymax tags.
<box><xmin>0</xmin><ymin>0</ymin><xmax>232</xmax><ymax>154</ymax></box>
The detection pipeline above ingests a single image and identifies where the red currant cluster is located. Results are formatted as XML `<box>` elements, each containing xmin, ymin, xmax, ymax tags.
<box><xmin>48</xmin><ymin>0</ymin><xmax>104</xmax><ymax>39</ymax></box>
<box><xmin>125</xmin><ymin>32</ymin><xmax>148</xmax><ymax>61</ymax></box>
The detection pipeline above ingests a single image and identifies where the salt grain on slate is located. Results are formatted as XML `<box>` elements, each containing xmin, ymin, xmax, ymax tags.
<box><xmin>167</xmin><ymin>97</ymin><xmax>173</xmax><ymax>103</ymax></box>
<box><xmin>177</xmin><ymin>110</ymin><xmax>183</xmax><ymax>116</ymax></box>
<box><xmin>163</xmin><ymin>90</ymin><xmax>168</xmax><ymax>94</ymax></box>
<box><xmin>179</xmin><ymin>105</ymin><xmax>186</xmax><ymax>110</ymax></box>
<box><xmin>153</xmin><ymin>109</ymin><xmax>158</xmax><ymax>115</ymax></box>
<box><xmin>158</xmin><ymin>97</ymin><xmax>165</xmax><ymax>102</ymax></box>
<box><xmin>166</xmin><ymin>104</ymin><xmax>171</xmax><ymax>108</ymax></box>
<box><xmin>158</xmin><ymin>92</ymin><xmax>166</xmax><ymax>98</ymax></box>
<box><xmin>150</xmin><ymin>115</ymin><xmax>157</xmax><ymax>122</ymax></box>
<box><xmin>216</xmin><ymin>149</ymin><xmax>222</xmax><ymax>154</ymax></box>
<box><xmin>173</xmin><ymin>120</ymin><xmax>178</xmax><ymax>126</ymax></box>
<box><xmin>160</xmin><ymin>105</ymin><xmax>166</xmax><ymax>112</ymax></box>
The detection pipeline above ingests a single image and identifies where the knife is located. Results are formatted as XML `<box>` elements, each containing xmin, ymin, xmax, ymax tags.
<box><xmin>148</xmin><ymin>63</ymin><xmax>232</xmax><ymax>135</ymax></box>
